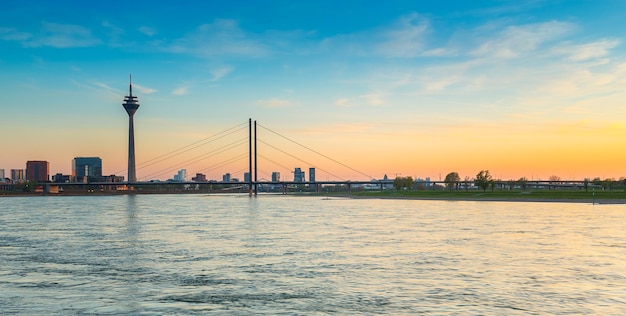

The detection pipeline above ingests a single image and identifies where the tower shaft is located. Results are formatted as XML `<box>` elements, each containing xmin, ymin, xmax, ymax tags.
<box><xmin>127</xmin><ymin>114</ymin><xmax>136</xmax><ymax>182</ymax></box>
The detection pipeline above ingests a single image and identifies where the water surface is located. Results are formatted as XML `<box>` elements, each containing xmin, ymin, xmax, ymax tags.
<box><xmin>1</xmin><ymin>195</ymin><xmax>624</xmax><ymax>314</ymax></box>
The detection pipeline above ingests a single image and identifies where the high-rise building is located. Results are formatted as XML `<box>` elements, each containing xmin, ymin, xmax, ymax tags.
<box><xmin>122</xmin><ymin>76</ymin><xmax>140</xmax><ymax>183</ymax></box>
<box><xmin>26</xmin><ymin>160</ymin><xmax>49</xmax><ymax>182</ymax></box>
<box><xmin>0</xmin><ymin>169</ymin><xmax>4</xmax><ymax>180</ymax></box>
<box><xmin>309</xmin><ymin>167</ymin><xmax>316</xmax><ymax>183</ymax></box>
<box><xmin>173</xmin><ymin>169</ymin><xmax>187</xmax><ymax>182</ymax></box>
<box><xmin>271</xmin><ymin>172</ymin><xmax>280</xmax><ymax>182</ymax></box>
<box><xmin>244</xmin><ymin>172</ymin><xmax>251</xmax><ymax>183</ymax></box>
<box><xmin>11</xmin><ymin>169</ymin><xmax>24</xmax><ymax>183</ymax></box>
<box><xmin>72</xmin><ymin>157</ymin><xmax>102</xmax><ymax>182</ymax></box>
<box><xmin>294</xmin><ymin>167</ymin><xmax>305</xmax><ymax>182</ymax></box>
<box><xmin>222</xmin><ymin>173</ymin><xmax>231</xmax><ymax>182</ymax></box>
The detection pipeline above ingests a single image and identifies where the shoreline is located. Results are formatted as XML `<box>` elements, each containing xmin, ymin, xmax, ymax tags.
<box><xmin>345</xmin><ymin>195</ymin><xmax>625</xmax><ymax>204</ymax></box>
<box><xmin>2</xmin><ymin>190</ymin><xmax>625</xmax><ymax>204</ymax></box>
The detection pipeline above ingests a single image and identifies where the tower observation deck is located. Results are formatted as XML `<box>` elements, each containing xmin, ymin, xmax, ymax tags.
<box><xmin>122</xmin><ymin>75</ymin><xmax>140</xmax><ymax>183</ymax></box>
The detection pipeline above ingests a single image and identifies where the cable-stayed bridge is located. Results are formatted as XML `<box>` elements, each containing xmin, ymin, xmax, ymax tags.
<box><xmin>44</xmin><ymin>119</ymin><xmax>392</xmax><ymax>195</ymax></box>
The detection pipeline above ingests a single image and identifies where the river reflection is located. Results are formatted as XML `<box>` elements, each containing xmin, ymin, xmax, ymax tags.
<box><xmin>0</xmin><ymin>195</ymin><xmax>624</xmax><ymax>314</ymax></box>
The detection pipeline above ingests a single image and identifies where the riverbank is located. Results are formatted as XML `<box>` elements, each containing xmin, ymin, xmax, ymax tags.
<box><xmin>3</xmin><ymin>189</ymin><xmax>626</xmax><ymax>204</ymax></box>
<box><xmin>345</xmin><ymin>190</ymin><xmax>626</xmax><ymax>204</ymax></box>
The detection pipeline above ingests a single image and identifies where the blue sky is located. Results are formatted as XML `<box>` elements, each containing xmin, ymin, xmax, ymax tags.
<box><xmin>2</xmin><ymin>0</ymin><xmax>626</xmax><ymax>181</ymax></box>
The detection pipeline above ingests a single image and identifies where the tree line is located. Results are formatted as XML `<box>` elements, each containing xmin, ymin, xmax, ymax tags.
<box><xmin>394</xmin><ymin>170</ymin><xmax>626</xmax><ymax>192</ymax></box>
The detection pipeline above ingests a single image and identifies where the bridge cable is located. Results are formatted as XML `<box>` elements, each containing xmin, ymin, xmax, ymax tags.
<box><xmin>136</xmin><ymin>124</ymin><xmax>248</xmax><ymax>171</ymax></box>
<box><xmin>142</xmin><ymin>138</ymin><xmax>248</xmax><ymax>180</ymax></box>
<box><xmin>257</xmin><ymin>124</ymin><xmax>373</xmax><ymax>179</ymax></box>
<box><xmin>258</xmin><ymin>138</ymin><xmax>346</xmax><ymax>181</ymax></box>
<box><xmin>113</xmin><ymin>121</ymin><xmax>248</xmax><ymax>176</ymax></box>
<box><xmin>197</xmin><ymin>152</ymin><xmax>248</xmax><ymax>174</ymax></box>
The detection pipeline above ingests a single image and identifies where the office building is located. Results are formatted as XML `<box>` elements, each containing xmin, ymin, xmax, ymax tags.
<box><xmin>173</xmin><ymin>169</ymin><xmax>187</xmax><ymax>182</ymax></box>
<box><xmin>222</xmin><ymin>173</ymin><xmax>231</xmax><ymax>182</ymax></box>
<box><xmin>0</xmin><ymin>169</ymin><xmax>6</xmax><ymax>183</ymax></box>
<box><xmin>72</xmin><ymin>157</ymin><xmax>102</xmax><ymax>182</ymax></box>
<box><xmin>294</xmin><ymin>167</ymin><xmax>305</xmax><ymax>182</ymax></box>
<box><xmin>53</xmin><ymin>173</ymin><xmax>71</xmax><ymax>183</ymax></box>
<box><xmin>192</xmin><ymin>173</ymin><xmax>207</xmax><ymax>182</ymax></box>
<box><xmin>271</xmin><ymin>172</ymin><xmax>280</xmax><ymax>182</ymax></box>
<box><xmin>11</xmin><ymin>169</ymin><xmax>24</xmax><ymax>183</ymax></box>
<box><xmin>26</xmin><ymin>161</ymin><xmax>49</xmax><ymax>182</ymax></box>
<box><xmin>309</xmin><ymin>167</ymin><xmax>316</xmax><ymax>183</ymax></box>
<box><xmin>244</xmin><ymin>172</ymin><xmax>251</xmax><ymax>183</ymax></box>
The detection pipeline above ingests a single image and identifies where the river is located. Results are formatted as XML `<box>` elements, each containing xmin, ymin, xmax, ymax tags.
<box><xmin>1</xmin><ymin>194</ymin><xmax>624</xmax><ymax>315</ymax></box>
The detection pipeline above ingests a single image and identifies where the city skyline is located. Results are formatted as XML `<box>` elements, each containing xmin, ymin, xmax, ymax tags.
<box><xmin>2</xmin><ymin>1</ymin><xmax>626</xmax><ymax>181</ymax></box>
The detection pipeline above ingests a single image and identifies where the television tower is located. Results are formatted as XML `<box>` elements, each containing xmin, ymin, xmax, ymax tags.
<box><xmin>122</xmin><ymin>75</ymin><xmax>140</xmax><ymax>183</ymax></box>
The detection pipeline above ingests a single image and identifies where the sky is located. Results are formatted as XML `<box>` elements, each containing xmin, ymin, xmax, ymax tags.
<box><xmin>2</xmin><ymin>0</ymin><xmax>626</xmax><ymax>182</ymax></box>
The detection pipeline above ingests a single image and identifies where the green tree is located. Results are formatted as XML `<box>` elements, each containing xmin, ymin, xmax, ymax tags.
<box><xmin>602</xmin><ymin>178</ymin><xmax>615</xmax><ymax>190</ymax></box>
<box><xmin>393</xmin><ymin>176</ymin><xmax>414</xmax><ymax>190</ymax></box>
<box><xmin>474</xmin><ymin>170</ymin><xmax>493</xmax><ymax>192</ymax></box>
<box><xmin>444</xmin><ymin>172</ymin><xmax>461</xmax><ymax>191</ymax></box>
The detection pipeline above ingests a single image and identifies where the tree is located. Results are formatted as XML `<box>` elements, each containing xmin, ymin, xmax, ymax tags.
<box><xmin>548</xmin><ymin>175</ymin><xmax>561</xmax><ymax>183</ymax></box>
<box><xmin>474</xmin><ymin>170</ymin><xmax>493</xmax><ymax>192</ymax></box>
<box><xmin>602</xmin><ymin>178</ymin><xmax>615</xmax><ymax>190</ymax></box>
<box><xmin>517</xmin><ymin>177</ymin><xmax>528</xmax><ymax>191</ymax></box>
<box><xmin>444</xmin><ymin>172</ymin><xmax>461</xmax><ymax>191</ymax></box>
<box><xmin>393</xmin><ymin>176</ymin><xmax>414</xmax><ymax>190</ymax></box>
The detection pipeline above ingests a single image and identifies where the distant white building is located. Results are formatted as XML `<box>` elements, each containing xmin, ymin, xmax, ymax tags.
<box><xmin>173</xmin><ymin>169</ymin><xmax>187</xmax><ymax>182</ymax></box>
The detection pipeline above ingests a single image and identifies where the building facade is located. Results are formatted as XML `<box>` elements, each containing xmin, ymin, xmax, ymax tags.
<box><xmin>222</xmin><ymin>173</ymin><xmax>231</xmax><ymax>182</ymax></box>
<box><xmin>11</xmin><ymin>169</ymin><xmax>24</xmax><ymax>183</ymax></box>
<box><xmin>52</xmin><ymin>173</ymin><xmax>71</xmax><ymax>183</ymax></box>
<box><xmin>309</xmin><ymin>167</ymin><xmax>316</xmax><ymax>183</ymax></box>
<box><xmin>271</xmin><ymin>172</ymin><xmax>280</xmax><ymax>182</ymax></box>
<box><xmin>173</xmin><ymin>169</ymin><xmax>187</xmax><ymax>182</ymax></box>
<box><xmin>72</xmin><ymin>157</ymin><xmax>102</xmax><ymax>182</ymax></box>
<box><xmin>294</xmin><ymin>168</ymin><xmax>305</xmax><ymax>182</ymax></box>
<box><xmin>26</xmin><ymin>161</ymin><xmax>49</xmax><ymax>182</ymax></box>
<box><xmin>191</xmin><ymin>173</ymin><xmax>207</xmax><ymax>182</ymax></box>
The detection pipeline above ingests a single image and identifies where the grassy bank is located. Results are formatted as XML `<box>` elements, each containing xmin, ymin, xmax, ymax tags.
<box><xmin>349</xmin><ymin>190</ymin><xmax>626</xmax><ymax>202</ymax></box>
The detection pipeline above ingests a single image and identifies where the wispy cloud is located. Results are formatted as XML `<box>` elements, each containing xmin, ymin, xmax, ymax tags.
<box><xmin>374</xmin><ymin>13</ymin><xmax>430</xmax><ymax>58</ymax></box>
<box><xmin>132</xmin><ymin>83</ymin><xmax>157</xmax><ymax>94</ymax></box>
<box><xmin>0</xmin><ymin>27</ymin><xmax>31</xmax><ymax>41</ymax></box>
<box><xmin>334</xmin><ymin>98</ymin><xmax>351</xmax><ymax>107</ymax></box>
<box><xmin>320</xmin><ymin>13</ymin><xmax>432</xmax><ymax>58</ymax></box>
<box><xmin>257</xmin><ymin>98</ymin><xmax>293</xmax><ymax>108</ymax></box>
<box><xmin>360</xmin><ymin>93</ymin><xmax>386</xmax><ymax>106</ymax></box>
<box><xmin>471</xmin><ymin>21</ymin><xmax>573</xmax><ymax>59</ymax></box>
<box><xmin>23</xmin><ymin>22</ymin><xmax>101</xmax><ymax>48</ymax></box>
<box><xmin>554</xmin><ymin>39</ymin><xmax>620</xmax><ymax>62</ymax></box>
<box><xmin>169</xmin><ymin>19</ymin><xmax>267</xmax><ymax>57</ymax></box>
<box><xmin>210</xmin><ymin>66</ymin><xmax>233</xmax><ymax>81</ymax></box>
<box><xmin>138</xmin><ymin>26</ymin><xmax>156</xmax><ymax>37</ymax></box>
<box><xmin>172</xmin><ymin>87</ymin><xmax>188</xmax><ymax>95</ymax></box>
<box><xmin>93</xmin><ymin>81</ymin><xmax>117</xmax><ymax>93</ymax></box>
